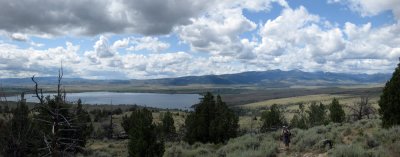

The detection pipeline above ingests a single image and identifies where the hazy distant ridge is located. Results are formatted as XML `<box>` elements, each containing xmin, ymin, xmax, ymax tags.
<box><xmin>0</xmin><ymin>70</ymin><xmax>391</xmax><ymax>87</ymax></box>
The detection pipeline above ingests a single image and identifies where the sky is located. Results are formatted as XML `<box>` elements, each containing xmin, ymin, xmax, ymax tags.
<box><xmin>0</xmin><ymin>0</ymin><xmax>399</xmax><ymax>79</ymax></box>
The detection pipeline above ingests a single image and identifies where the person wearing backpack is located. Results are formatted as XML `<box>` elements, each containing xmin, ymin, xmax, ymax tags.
<box><xmin>281</xmin><ymin>126</ymin><xmax>292</xmax><ymax>149</ymax></box>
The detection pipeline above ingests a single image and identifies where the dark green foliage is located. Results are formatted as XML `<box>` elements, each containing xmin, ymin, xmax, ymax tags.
<box><xmin>379</xmin><ymin>61</ymin><xmax>400</xmax><ymax>128</ymax></box>
<box><xmin>112</xmin><ymin>108</ymin><xmax>123</xmax><ymax>115</ymax></box>
<box><xmin>3</xmin><ymin>105</ymin><xmax>9</xmax><ymax>113</ymax></box>
<box><xmin>209</xmin><ymin>95</ymin><xmax>239</xmax><ymax>143</ymax></box>
<box><xmin>185</xmin><ymin>92</ymin><xmax>239</xmax><ymax>144</ymax></box>
<box><xmin>0</xmin><ymin>105</ymin><xmax>2</xmax><ymax>113</ymax></box>
<box><xmin>329</xmin><ymin>98</ymin><xmax>345</xmax><ymax>123</ymax></box>
<box><xmin>32</xmin><ymin>95</ymin><xmax>93</xmax><ymax>155</ymax></box>
<box><xmin>122</xmin><ymin>108</ymin><xmax>164</xmax><ymax>157</ymax></box>
<box><xmin>307</xmin><ymin>102</ymin><xmax>327</xmax><ymax>126</ymax></box>
<box><xmin>161</xmin><ymin>111</ymin><xmax>176</xmax><ymax>140</ymax></box>
<box><xmin>90</xmin><ymin>108</ymin><xmax>112</xmax><ymax>122</ymax></box>
<box><xmin>0</xmin><ymin>99</ymin><xmax>41</xmax><ymax>156</ymax></box>
<box><xmin>261</xmin><ymin>104</ymin><xmax>285</xmax><ymax>132</ymax></box>
<box><xmin>291</xmin><ymin>103</ymin><xmax>308</xmax><ymax>129</ymax></box>
<box><xmin>73</xmin><ymin>99</ymin><xmax>93</xmax><ymax>149</ymax></box>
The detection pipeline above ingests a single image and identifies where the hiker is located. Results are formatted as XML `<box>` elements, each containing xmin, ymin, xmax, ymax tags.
<box><xmin>281</xmin><ymin>126</ymin><xmax>292</xmax><ymax>149</ymax></box>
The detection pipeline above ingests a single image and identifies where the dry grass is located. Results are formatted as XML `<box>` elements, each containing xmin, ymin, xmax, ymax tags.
<box><xmin>241</xmin><ymin>94</ymin><xmax>380</xmax><ymax>110</ymax></box>
<box><xmin>242</xmin><ymin>94</ymin><xmax>350</xmax><ymax>109</ymax></box>
<box><xmin>85</xmin><ymin>139</ymin><xmax>129</xmax><ymax>157</ymax></box>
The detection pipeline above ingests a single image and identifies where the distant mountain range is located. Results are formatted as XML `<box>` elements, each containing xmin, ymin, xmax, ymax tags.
<box><xmin>0</xmin><ymin>70</ymin><xmax>391</xmax><ymax>87</ymax></box>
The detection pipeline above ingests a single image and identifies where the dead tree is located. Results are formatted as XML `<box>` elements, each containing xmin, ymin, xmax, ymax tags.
<box><xmin>346</xmin><ymin>96</ymin><xmax>376</xmax><ymax>121</ymax></box>
<box><xmin>32</xmin><ymin>67</ymin><xmax>82</xmax><ymax>157</ymax></box>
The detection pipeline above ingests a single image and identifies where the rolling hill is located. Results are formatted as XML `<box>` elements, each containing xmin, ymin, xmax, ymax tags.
<box><xmin>0</xmin><ymin>69</ymin><xmax>391</xmax><ymax>87</ymax></box>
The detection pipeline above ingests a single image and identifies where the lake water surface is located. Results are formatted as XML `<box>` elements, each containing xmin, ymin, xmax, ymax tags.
<box><xmin>5</xmin><ymin>92</ymin><xmax>201</xmax><ymax>110</ymax></box>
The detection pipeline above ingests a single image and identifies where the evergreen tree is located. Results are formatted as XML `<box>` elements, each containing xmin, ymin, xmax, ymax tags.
<box><xmin>209</xmin><ymin>95</ymin><xmax>239</xmax><ymax>143</ymax></box>
<box><xmin>185</xmin><ymin>92</ymin><xmax>238</xmax><ymax>144</ymax></box>
<box><xmin>379</xmin><ymin>59</ymin><xmax>400</xmax><ymax>128</ymax></box>
<box><xmin>261</xmin><ymin>104</ymin><xmax>285</xmax><ymax>132</ymax></box>
<box><xmin>161</xmin><ymin>111</ymin><xmax>176</xmax><ymax>140</ymax></box>
<box><xmin>0</xmin><ymin>97</ymin><xmax>41</xmax><ymax>156</ymax></box>
<box><xmin>31</xmin><ymin>70</ymin><xmax>91</xmax><ymax>156</ymax></box>
<box><xmin>329</xmin><ymin>98</ymin><xmax>345</xmax><ymax>123</ymax></box>
<box><xmin>122</xmin><ymin>108</ymin><xmax>164</xmax><ymax>157</ymax></box>
<box><xmin>290</xmin><ymin>103</ymin><xmax>308</xmax><ymax>129</ymax></box>
<box><xmin>73</xmin><ymin>99</ymin><xmax>93</xmax><ymax>150</ymax></box>
<box><xmin>4</xmin><ymin>105</ymin><xmax>9</xmax><ymax>114</ymax></box>
<box><xmin>307</xmin><ymin>102</ymin><xmax>327</xmax><ymax>126</ymax></box>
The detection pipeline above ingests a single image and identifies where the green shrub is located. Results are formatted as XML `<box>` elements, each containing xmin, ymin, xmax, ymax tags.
<box><xmin>330</xmin><ymin>144</ymin><xmax>368</xmax><ymax>157</ymax></box>
<box><xmin>366</xmin><ymin>146</ymin><xmax>390</xmax><ymax>157</ymax></box>
<box><xmin>163</xmin><ymin>142</ymin><xmax>216</xmax><ymax>157</ymax></box>
<box><xmin>291</xmin><ymin>127</ymin><xmax>325</xmax><ymax>151</ymax></box>
<box><xmin>217</xmin><ymin>134</ymin><xmax>261</xmax><ymax>155</ymax></box>
<box><xmin>218</xmin><ymin>134</ymin><xmax>278</xmax><ymax>157</ymax></box>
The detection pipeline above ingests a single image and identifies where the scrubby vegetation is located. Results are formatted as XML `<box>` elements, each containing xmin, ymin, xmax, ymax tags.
<box><xmin>164</xmin><ymin>119</ymin><xmax>400</xmax><ymax>157</ymax></box>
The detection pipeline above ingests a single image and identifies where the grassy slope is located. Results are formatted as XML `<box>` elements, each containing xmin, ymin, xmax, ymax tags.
<box><xmin>83</xmin><ymin>109</ymin><xmax>399</xmax><ymax>157</ymax></box>
<box><xmin>163</xmin><ymin>119</ymin><xmax>400</xmax><ymax>157</ymax></box>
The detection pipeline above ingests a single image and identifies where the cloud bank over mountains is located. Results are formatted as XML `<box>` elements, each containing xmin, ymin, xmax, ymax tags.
<box><xmin>0</xmin><ymin>0</ymin><xmax>399</xmax><ymax>79</ymax></box>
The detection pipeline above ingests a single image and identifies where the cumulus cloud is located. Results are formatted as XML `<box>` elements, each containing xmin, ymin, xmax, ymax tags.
<box><xmin>177</xmin><ymin>6</ymin><xmax>257</xmax><ymax>59</ymax></box>
<box><xmin>246</xmin><ymin>5</ymin><xmax>400</xmax><ymax>74</ymax></box>
<box><xmin>0</xmin><ymin>0</ymin><xmax>399</xmax><ymax>79</ymax></box>
<box><xmin>10</xmin><ymin>33</ymin><xmax>28</xmax><ymax>41</ymax></box>
<box><xmin>127</xmin><ymin>37</ymin><xmax>170</xmax><ymax>53</ymax></box>
<box><xmin>0</xmin><ymin>0</ymin><xmax>211</xmax><ymax>36</ymax></box>
<box><xmin>0</xmin><ymin>42</ymin><xmax>82</xmax><ymax>78</ymax></box>
<box><xmin>94</xmin><ymin>36</ymin><xmax>115</xmax><ymax>58</ymax></box>
<box><xmin>328</xmin><ymin>0</ymin><xmax>400</xmax><ymax>21</ymax></box>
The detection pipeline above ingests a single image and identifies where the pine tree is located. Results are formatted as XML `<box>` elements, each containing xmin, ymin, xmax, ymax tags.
<box><xmin>0</xmin><ymin>94</ymin><xmax>41</xmax><ymax>156</ymax></box>
<box><xmin>3</xmin><ymin>105</ymin><xmax>9</xmax><ymax>114</ymax></box>
<box><xmin>261</xmin><ymin>104</ymin><xmax>285</xmax><ymax>132</ymax></box>
<box><xmin>209</xmin><ymin>95</ymin><xmax>239</xmax><ymax>143</ymax></box>
<box><xmin>185</xmin><ymin>92</ymin><xmax>238</xmax><ymax>144</ymax></box>
<box><xmin>307</xmin><ymin>102</ymin><xmax>327</xmax><ymax>126</ymax></box>
<box><xmin>122</xmin><ymin>108</ymin><xmax>164</xmax><ymax>157</ymax></box>
<box><xmin>73</xmin><ymin>99</ymin><xmax>93</xmax><ymax>150</ymax></box>
<box><xmin>329</xmin><ymin>98</ymin><xmax>345</xmax><ymax>123</ymax></box>
<box><xmin>290</xmin><ymin>103</ymin><xmax>308</xmax><ymax>129</ymax></box>
<box><xmin>161</xmin><ymin>111</ymin><xmax>175</xmax><ymax>140</ymax></box>
<box><xmin>379</xmin><ymin>59</ymin><xmax>400</xmax><ymax>128</ymax></box>
<box><xmin>31</xmin><ymin>69</ymin><xmax>91</xmax><ymax>156</ymax></box>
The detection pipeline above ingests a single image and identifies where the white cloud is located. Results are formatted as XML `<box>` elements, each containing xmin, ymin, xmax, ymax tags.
<box><xmin>329</xmin><ymin>0</ymin><xmax>400</xmax><ymax>21</ymax></box>
<box><xmin>10</xmin><ymin>33</ymin><xmax>28</xmax><ymax>41</ymax></box>
<box><xmin>111</xmin><ymin>38</ymin><xmax>130</xmax><ymax>50</ymax></box>
<box><xmin>127</xmin><ymin>37</ymin><xmax>170</xmax><ymax>53</ymax></box>
<box><xmin>0</xmin><ymin>0</ymin><xmax>399</xmax><ymax>79</ymax></box>
<box><xmin>177</xmin><ymin>7</ymin><xmax>256</xmax><ymax>56</ymax></box>
<box><xmin>251</xmin><ymin>5</ymin><xmax>400</xmax><ymax>74</ymax></box>
<box><xmin>0</xmin><ymin>42</ymin><xmax>83</xmax><ymax>78</ymax></box>
<box><xmin>94</xmin><ymin>35</ymin><xmax>115</xmax><ymax>58</ymax></box>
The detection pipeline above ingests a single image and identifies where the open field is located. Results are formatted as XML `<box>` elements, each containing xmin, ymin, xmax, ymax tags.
<box><xmin>220</xmin><ymin>86</ymin><xmax>383</xmax><ymax>106</ymax></box>
<box><xmin>242</xmin><ymin>94</ymin><xmax>380</xmax><ymax>109</ymax></box>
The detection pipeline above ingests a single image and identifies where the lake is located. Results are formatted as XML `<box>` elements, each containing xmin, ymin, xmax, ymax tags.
<box><xmin>5</xmin><ymin>92</ymin><xmax>201</xmax><ymax>110</ymax></box>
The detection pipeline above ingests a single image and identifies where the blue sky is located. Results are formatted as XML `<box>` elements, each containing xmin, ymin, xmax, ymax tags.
<box><xmin>0</xmin><ymin>0</ymin><xmax>399</xmax><ymax>79</ymax></box>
